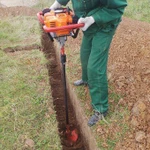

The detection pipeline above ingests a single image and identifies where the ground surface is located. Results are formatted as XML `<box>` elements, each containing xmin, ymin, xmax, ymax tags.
<box><xmin>63</xmin><ymin>12</ymin><xmax>150</xmax><ymax>150</ymax></box>
<box><xmin>41</xmin><ymin>31</ymin><xmax>85</xmax><ymax>150</ymax></box>
<box><xmin>0</xmin><ymin>0</ymin><xmax>38</xmax><ymax>7</ymax></box>
<box><xmin>0</xmin><ymin>3</ymin><xmax>150</xmax><ymax>150</ymax></box>
<box><xmin>109</xmin><ymin>17</ymin><xmax>150</xmax><ymax>150</ymax></box>
<box><xmin>66</xmin><ymin>17</ymin><xmax>150</xmax><ymax>150</ymax></box>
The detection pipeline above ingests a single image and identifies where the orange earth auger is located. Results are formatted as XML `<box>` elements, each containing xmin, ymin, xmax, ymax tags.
<box><xmin>37</xmin><ymin>8</ymin><xmax>84</xmax><ymax>143</ymax></box>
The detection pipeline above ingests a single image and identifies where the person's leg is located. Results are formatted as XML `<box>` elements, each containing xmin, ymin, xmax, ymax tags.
<box><xmin>87</xmin><ymin>30</ymin><xmax>115</xmax><ymax>126</ymax></box>
<box><xmin>75</xmin><ymin>34</ymin><xmax>93</xmax><ymax>84</ymax></box>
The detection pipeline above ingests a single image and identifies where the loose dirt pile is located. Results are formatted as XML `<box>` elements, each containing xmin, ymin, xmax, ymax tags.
<box><xmin>0</xmin><ymin>0</ymin><xmax>38</xmax><ymax>7</ymax></box>
<box><xmin>0</xmin><ymin>6</ymin><xmax>38</xmax><ymax>18</ymax></box>
<box><xmin>108</xmin><ymin>17</ymin><xmax>150</xmax><ymax>150</ymax></box>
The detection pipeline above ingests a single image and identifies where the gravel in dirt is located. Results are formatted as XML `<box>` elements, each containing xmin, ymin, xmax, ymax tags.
<box><xmin>109</xmin><ymin>17</ymin><xmax>150</xmax><ymax>150</ymax></box>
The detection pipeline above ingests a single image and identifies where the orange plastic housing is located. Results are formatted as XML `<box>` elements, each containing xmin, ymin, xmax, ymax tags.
<box><xmin>44</xmin><ymin>10</ymin><xmax>73</xmax><ymax>36</ymax></box>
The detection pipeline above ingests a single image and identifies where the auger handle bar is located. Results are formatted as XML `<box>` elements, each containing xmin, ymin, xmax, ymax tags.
<box><xmin>43</xmin><ymin>24</ymin><xmax>84</xmax><ymax>32</ymax></box>
<box><xmin>37</xmin><ymin>12</ymin><xmax>44</xmax><ymax>24</ymax></box>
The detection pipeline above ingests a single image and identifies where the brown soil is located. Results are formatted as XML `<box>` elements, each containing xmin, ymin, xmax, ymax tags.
<box><xmin>40</xmin><ymin>29</ymin><xmax>86</xmax><ymax>150</ymax></box>
<box><xmin>0</xmin><ymin>6</ymin><xmax>38</xmax><ymax>18</ymax></box>
<box><xmin>1</xmin><ymin>5</ymin><xmax>150</xmax><ymax>150</ymax></box>
<box><xmin>3</xmin><ymin>44</ymin><xmax>41</xmax><ymax>52</ymax></box>
<box><xmin>67</xmin><ymin>17</ymin><xmax>150</xmax><ymax>149</ymax></box>
<box><xmin>109</xmin><ymin>17</ymin><xmax>150</xmax><ymax>150</ymax></box>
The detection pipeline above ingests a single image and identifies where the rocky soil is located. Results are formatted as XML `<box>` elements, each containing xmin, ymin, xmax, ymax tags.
<box><xmin>108</xmin><ymin>17</ymin><xmax>150</xmax><ymax>150</ymax></box>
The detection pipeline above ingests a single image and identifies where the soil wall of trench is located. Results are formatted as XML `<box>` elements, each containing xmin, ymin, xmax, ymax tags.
<box><xmin>40</xmin><ymin>28</ymin><xmax>98</xmax><ymax>150</ymax></box>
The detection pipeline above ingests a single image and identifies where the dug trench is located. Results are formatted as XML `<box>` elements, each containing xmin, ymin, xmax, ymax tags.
<box><xmin>2</xmin><ymin>29</ymin><xmax>97</xmax><ymax>149</ymax></box>
<box><xmin>40</xmin><ymin>29</ymin><xmax>98</xmax><ymax>150</ymax></box>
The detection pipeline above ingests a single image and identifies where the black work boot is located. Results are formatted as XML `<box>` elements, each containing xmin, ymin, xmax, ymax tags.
<box><xmin>88</xmin><ymin>111</ymin><xmax>107</xmax><ymax>127</ymax></box>
<box><xmin>74</xmin><ymin>79</ymin><xmax>87</xmax><ymax>86</ymax></box>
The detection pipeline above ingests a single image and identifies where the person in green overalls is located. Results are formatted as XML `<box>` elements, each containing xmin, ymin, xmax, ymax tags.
<box><xmin>48</xmin><ymin>0</ymin><xmax>127</xmax><ymax>126</ymax></box>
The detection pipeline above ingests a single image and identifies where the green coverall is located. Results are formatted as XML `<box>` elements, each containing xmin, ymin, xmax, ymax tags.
<box><xmin>57</xmin><ymin>0</ymin><xmax>127</xmax><ymax>113</ymax></box>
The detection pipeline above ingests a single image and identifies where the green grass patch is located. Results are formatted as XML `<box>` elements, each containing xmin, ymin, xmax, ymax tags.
<box><xmin>0</xmin><ymin>16</ymin><xmax>41</xmax><ymax>49</ymax></box>
<box><xmin>124</xmin><ymin>0</ymin><xmax>150</xmax><ymax>23</ymax></box>
<box><xmin>33</xmin><ymin>0</ymin><xmax>55</xmax><ymax>9</ymax></box>
<box><xmin>0</xmin><ymin>50</ymin><xmax>61</xmax><ymax>150</ymax></box>
<box><xmin>94</xmin><ymin>106</ymin><xmax>129</xmax><ymax>150</ymax></box>
<box><xmin>34</xmin><ymin>0</ymin><xmax>72</xmax><ymax>11</ymax></box>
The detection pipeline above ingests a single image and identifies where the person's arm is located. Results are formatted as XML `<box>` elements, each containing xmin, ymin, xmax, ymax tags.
<box><xmin>57</xmin><ymin>0</ymin><xmax>70</xmax><ymax>6</ymax></box>
<box><xmin>42</xmin><ymin>0</ymin><xmax>70</xmax><ymax>15</ymax></box>
<box><xmin>91</xmin><ymin>0</ymin><xmax>127</xmax><ymax>26</ymax></box>
<box><xmin>50</xmin><ymin>1</ymin><xmax>61</xmax><ymax>10</ymax></box>
<box><xmin>42</xmin><ymin>0</ymin><xmax>62</xmax><ymax>14</ymax></box>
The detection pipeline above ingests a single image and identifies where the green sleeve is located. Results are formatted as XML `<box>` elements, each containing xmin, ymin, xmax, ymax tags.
<box><xmin>92</xmin><ymin>0</ymin><xmax>127</xmax><ymax>25</ymax></box>
<box><xmin>57</xmin><ymin>0</ymin><xmax>70</xmax><ymax>6</ymax></box>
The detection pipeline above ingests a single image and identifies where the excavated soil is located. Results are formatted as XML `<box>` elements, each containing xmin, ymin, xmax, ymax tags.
<box><xmin>0</xmin><ymin>6</ymin><xmax>38</xmax><ymax>18</ymax></box>
<box><xmin>0</xmin><ymin>0</ymin><xmax>38</xmax><ymax>7</ymax></box>
<box><xmin>65</xmin><ymin>17</ymin><xmax>150</xmax><ymax>149</ymax></box>
<box><xmin>1</xmin><ymin>5</ymin><xmax>150</xmax><ymax>150</ymax></box>
<box><xmin>40</xmin><ymin>30</ymin><xmax>86</xmax><ymax>150</ymax></box>
<box><xmin>109</xmin><ymin>17</ymin><xmax>150</xmax><ymax>150</ymax></box>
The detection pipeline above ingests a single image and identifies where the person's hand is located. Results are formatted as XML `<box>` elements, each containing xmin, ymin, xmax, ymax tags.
<box><xmin>78</xmin><ymin>16</ymin><xmax>95</xmax><ymax>31</ymax></box>
<box><xmin>42</xmin><ymin>8</ymin><xmax>51</xmax><ymax>15</ymax></box>
<box><xmin>50</xmin><ymin>1</ymin><xmax>61</xmax><ymax>10</ymax></box>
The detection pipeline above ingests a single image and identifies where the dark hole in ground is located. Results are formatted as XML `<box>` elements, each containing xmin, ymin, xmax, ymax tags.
<box><xmin>3</xmin><ymin>44</ymin><xmax>41</xmax><ymax>53</ymax></box>
<box><xmin>41</xmin><ymin>30</ymin><xmax>87</xmax><ymax>150</ymax></box>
